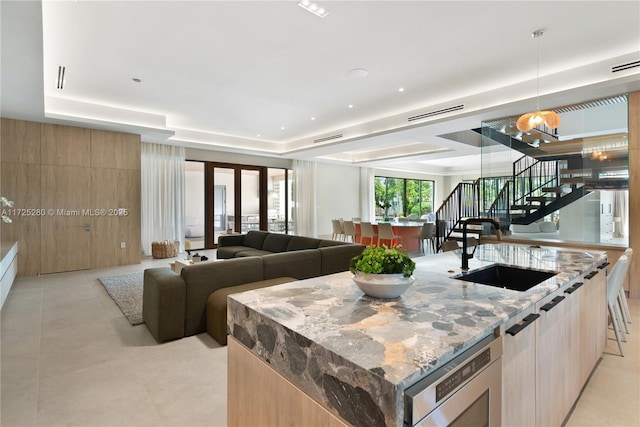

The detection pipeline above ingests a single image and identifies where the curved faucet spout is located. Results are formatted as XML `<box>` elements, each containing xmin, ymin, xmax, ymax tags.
<box><xmin>460</xmin><ymin>218</ymin><xmax>501</xmax><ymax>271</ymax></box>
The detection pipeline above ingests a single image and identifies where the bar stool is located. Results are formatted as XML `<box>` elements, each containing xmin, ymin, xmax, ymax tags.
<box><xmin>360</xmin><ymin>222</ymin><xmax>378</xmax><ymax>245</ymax></box>
<box><xmin>342</xmin><ymin>220</ymin><xmax>360</xmax><ymax>243</ymax></box>
<box><xmin>331</xmin><ymin>219</ymin><xmax>345</xmax><ymax>241</ymax></box>
<box><xmin>607</xmin><ymin>254</ymin><xmax>630</xmax><ymax>356</ymax></box>
<box><xmin>377</xmin><ymin>222</ymin><xmax>403</xmax><ymax>248</ymax></box>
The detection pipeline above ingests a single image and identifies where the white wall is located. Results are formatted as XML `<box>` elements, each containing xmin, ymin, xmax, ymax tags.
<box><xmin>316</xmin><ymin>162</ymin><xmax>361</xmax><ymax>237</ymax></box>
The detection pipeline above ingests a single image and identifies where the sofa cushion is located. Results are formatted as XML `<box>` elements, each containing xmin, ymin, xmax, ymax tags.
<box><xmin>262</xmin><ymin>233</ymin><xmax>293</xmax><ymax>253</ymax></box>
<box><xmin>235</xmin><ymin>249</ymin><xmax>272</xmax><ymax>257</ymax></box>
<box><xmin>287</xmin><ymin>236</ymin><xmax>322</xmax><ymax>251</ymax></box>
<box><xmin>242</xmin><ymin>230</ymin><xmax>270</xmax><ymax>249</ymax></box>
<box><xmin>181</xmin><ymin>256</ymin><xmax>264</xmax><ymax>336</ymax></box>
<box><xmin>217</xmin><ymin>246</ymin><xmax>253</xmax><ymax>259</ymax></box>
<box><xmin>263</xmin><ymin>249</ymin><xmax>322</xmax><ymax>280</ymax></box>
<box><xmin>206</xmin><ymin>276</ymin><xmax>297</xmax><ymax>345</ymax></box>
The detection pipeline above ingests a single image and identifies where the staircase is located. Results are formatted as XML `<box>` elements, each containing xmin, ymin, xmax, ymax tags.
<box><xmin>434</xmin><ymin>181</ymin><xmax>481</xmax><ymax>250</ymax></box>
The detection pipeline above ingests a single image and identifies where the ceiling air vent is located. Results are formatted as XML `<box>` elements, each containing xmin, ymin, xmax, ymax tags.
<box><xmin>56</xmin><ymin>66</ymin><xmax>66</xmax><ymax>89</ymax></box>
<box><xmin>611</xmin><ymin>60</ymin><xmax>640</xmax><ymax>73</ymax></box>
<box><xmin>313</xmin><ymin>133</ymin><xmax>343</xmax><ymax>143</ymax></box>
<box><xmin>407</xmin><ymin>104</ymin><xmax>464</xmax><ymax>122</ymax></box>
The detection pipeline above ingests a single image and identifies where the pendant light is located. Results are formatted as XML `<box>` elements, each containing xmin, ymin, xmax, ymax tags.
<box><xmin>516</xmin><ymin>30</ymin><xmax>561</xmax><ymax>132</ymax></box>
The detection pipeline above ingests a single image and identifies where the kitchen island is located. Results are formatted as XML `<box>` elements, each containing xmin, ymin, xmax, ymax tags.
<box><xmin>227</xmin><ymin>244</ymin><xmax>607</xmax><ymax>427</ymax></box>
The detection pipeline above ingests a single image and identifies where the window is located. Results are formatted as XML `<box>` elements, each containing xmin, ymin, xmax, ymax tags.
<box><xmin>374</xmin><ymin>176</ymin><xmax>434</xmax><ymax>220</ymax></box>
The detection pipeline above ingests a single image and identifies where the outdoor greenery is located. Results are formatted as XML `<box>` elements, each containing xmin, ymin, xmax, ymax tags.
<box><xmin>374</xmin><ymin>176</ymin><xmax>434</xmax><ymax>219</ymax></box>
<box><xmin>350</xmin><ymin>245</ymin><xmax>416</xmax><ymax>277</ymax></box>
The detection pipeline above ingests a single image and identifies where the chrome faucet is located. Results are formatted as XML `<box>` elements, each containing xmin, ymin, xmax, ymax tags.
<box><xmin>460</xmin><ymin>218</ymin><xmax>501</xmax><ymax>271</ymax></box>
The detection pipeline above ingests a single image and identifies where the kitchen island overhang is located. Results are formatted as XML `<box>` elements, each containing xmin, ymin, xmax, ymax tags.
<box><xmin>227</xmin><ymin>244</ymin><xmax>607</xmax><ymax>427</ymax></box>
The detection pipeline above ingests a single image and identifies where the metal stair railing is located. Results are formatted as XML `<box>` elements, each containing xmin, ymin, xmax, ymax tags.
<box><xmin>435</xmin><ymin>181</ymin><xmax>480</xmax><ymax>250</ymax></box>
<box><xmin>485</xmin><ymin>180</ymin><xmax>511</xmax><ymax>230</ymax></box>
<box><xmin>512</xmin><ymin>155</ymin><xmax>559</xmax><ymax>208</ymax></box>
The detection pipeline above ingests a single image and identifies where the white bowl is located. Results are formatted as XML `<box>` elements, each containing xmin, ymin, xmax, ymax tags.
<box><xmin>352</xmin><ymin>272</ymin><xmax>415</xmax><ymax>299</ymax></box>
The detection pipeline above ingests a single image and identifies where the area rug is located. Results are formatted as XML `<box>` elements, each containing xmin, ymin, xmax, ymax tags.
<box><xmin>98</xmin><ymin>272</ymin><xmax>144</xmax><ymax>326</ymax></box>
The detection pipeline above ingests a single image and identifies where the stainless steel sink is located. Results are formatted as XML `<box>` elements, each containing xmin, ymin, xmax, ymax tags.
<box><xmin>451</xmin><ymin>263</ymin><xmax>558</xmax><ymax>292</ymax></box>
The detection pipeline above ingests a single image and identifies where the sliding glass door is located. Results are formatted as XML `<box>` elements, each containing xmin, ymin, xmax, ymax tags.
<box><xmin>187</xmin><ymin>161</ymin><xmax>293</xmax><ymax>247</ymax></box>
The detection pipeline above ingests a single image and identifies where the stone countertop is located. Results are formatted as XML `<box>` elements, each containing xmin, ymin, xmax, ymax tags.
<box><xmin>227</xmin><ymin>243</ymin><xmax>606</xmax><ymax>427</ymax></box>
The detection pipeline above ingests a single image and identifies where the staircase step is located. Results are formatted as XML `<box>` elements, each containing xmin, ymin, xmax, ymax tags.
<box><xmin>526</xmin><ymin>196</ymin><xmax>555</xmax><ymax>203</ymax></box>
<box><xmin>511</xmin><ymin>204</ymin><xmax>536</xmax><ymax>211</ymax></box>
<box><xmin>560</xmin><ymin>177</ymin><xmax>588</xmax><ymax>184</ymax></box>
<box><xmin>542</xmin><ymin>186</ymin><xmax>571</xmax><ymax>194</ymax></box>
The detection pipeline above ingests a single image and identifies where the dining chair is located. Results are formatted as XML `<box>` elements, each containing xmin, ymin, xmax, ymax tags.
<box><xmin>342</xmin><ymin>220</ymin><xmax>360</xmax><ymax>243</ymax></box>
<box><xmin>414</xmin><ymin>222</ymin><xmax>436</xmax><ymax>254</ymax></box>
<box><xmin>606</xmin><ymin>254</ymin><xmax>630</xmax><ymax>356</ymax></box>
<box><xmin>440</xmin><ymin>239</ymin><xmax>460</xmax><ymax>252</ymax></box>
<box><xmin>377</xmin><ymin>222</ymin><xmax>403</xmax><ymax>248</ymax></box>
<box><xmin>360</xmin><ymin>222</ymin><xmax>378</xmax><ymax>245</ymax></box>
<box><xmin>331</xmin><ymin>219</ymin><xmax>345</xmax><ymax>241</ymax></box>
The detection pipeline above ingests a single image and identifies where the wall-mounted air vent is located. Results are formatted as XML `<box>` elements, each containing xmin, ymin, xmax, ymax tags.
<box><xmin>56</xmin><ymin>66</ymin><xmax>66</xmax><ymax>89</ymax></box>
<box><xmin>313</xmin><ymin>133</ymin><xmax>343</xmax><ymax>143</ymax></box>
<box><xmin>407</xmin><ymin>104</ymin><xmax>464</xmax><ymax>122</ymax></box>
<box><xmin>611</xmin><ymin>60</ymin><xmax>640</xmax><ymax>73</ymax></box>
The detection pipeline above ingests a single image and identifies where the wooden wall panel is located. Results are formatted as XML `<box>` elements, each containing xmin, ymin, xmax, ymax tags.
<box><xmin>91</xmin><ymin>130</ymin><xmax>141</xmax><ymax>170</ymax></box>
<box><xmin>91</xmin><ymin>168</ymin><xmax>141</xmax><ymax>268</ymax></box>
<box><xmin>0</xmin><ymin>162</ymin><xmax>41</xmax><ymax>275</ymax></box>
<box><xmin>2</xmin><ymin>119</ymin><xmax>142</xmax><ymax>275</ymax></box>
<box><xmin>40</xmin><ymin>165</ymin><xmax>92</xmax><ymax>274</ymax></box>
<box><xmin>41</xmin><ymin>123</ymin><xmax>91</xmax><ymax>166</ymax></box>
<box><xmin>628</xmin><ymin>91</ymin><xmax>639</xmax><ymax>298</ymax></box>
<box><xmin>1</xmin><ymin>118</ymin><xmax>41</xmax><ymax>164</ymax></box>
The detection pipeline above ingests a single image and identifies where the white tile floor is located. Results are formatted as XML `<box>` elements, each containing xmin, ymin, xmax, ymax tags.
<box><xmin>1</xmin><ymin>252</ymin><xmax>638</xmax><ymax>426</ymax></box>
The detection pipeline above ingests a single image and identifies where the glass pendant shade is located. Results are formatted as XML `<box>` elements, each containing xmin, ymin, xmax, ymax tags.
<box><xmin>517</xmin><ymin>30</ymin><xmax>560</xmax><ymax>133</ymax></box>
<box><xmin>516</xmin><ymin>110</ymin><xmax>561</xmax><ymax>132</ymax></box>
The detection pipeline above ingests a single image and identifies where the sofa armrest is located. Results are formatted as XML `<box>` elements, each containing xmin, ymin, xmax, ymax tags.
<box><xmin>319</xmin><ymin>244</ymin><xmax>366</xmax><ymax>275</ymax></box>
<box><xmin>181</xmin><ymin>257</ymin><xmax>264</xmax><ymax>336</ymax></box>
<box><xmin>218</xmin><ymin>234</ymin><xmax>246</xmax><ymax>247</ymax></box>
<box><xmin>142</xmin><ymin>268</ymin><xmax>186</xmax><ymax>342</ymax></box>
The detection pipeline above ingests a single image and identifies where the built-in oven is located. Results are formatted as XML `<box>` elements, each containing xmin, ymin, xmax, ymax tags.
<box><xmin>404</xmin><ymin>334</ymin><xmax>502</xmax><ymax>427</ymax></box>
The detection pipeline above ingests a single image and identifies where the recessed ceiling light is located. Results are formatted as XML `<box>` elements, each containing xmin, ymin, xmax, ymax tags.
<box><xmin>132</xmin><ymin>78</ymin><xmax>142</xmax><ymax>83</ymax></box>
<box><xmin>298</xmin><ymin>0</ymin><xmax>329</xmax><ymax>17</ymax></box>
<box><xmin>280</xmin><ymin>126</ymin><xmax>286</xmax><ymax>130</ymax></box>
<box><xmin>348</xmin><ymin>68</ymin><xmax>369</xmax><ymax>78</ymax></box>
<box><xmin>257</xmin><ymin>134</ymin><xmax>261</xmax><ymax>137</ymax></box>
<box><xmin>398</xmin><ymin>87</ymin><xmax>405</xmax><ymax>92</ymax></box>
<box><xmin>348</xmin><ymin>104</ymin><xmax>354</xmax><ymax>109</ymax></box>
<box><xmin>310</xmin><ymin>117</ymin><xmax>316</xmax><ymax>120</ymax></box>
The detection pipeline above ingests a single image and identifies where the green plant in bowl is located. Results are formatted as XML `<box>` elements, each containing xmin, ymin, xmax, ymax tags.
<box><xmin>350</xmin><ymin>245</ymin><xmax>416</xmax><ymax>278</ymax></box>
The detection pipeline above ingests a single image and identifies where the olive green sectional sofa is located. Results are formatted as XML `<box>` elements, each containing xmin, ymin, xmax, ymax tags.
<box><xmin>143</xmin><ymin>231</ymin><xmax>365</xmax><ymax>345</ymax></box>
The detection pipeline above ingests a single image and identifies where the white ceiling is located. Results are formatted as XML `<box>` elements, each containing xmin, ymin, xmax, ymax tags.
<box><xmin>2</xmin><ymin>1</ymin><xmax>639</xmax><ymax>175</ymax></box>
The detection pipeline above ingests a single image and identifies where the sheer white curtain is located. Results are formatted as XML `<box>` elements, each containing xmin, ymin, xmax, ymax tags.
<box><xmin>293</xmin><ymin>160</ymin><xmax>317</xmax><ymax>237</ymax></box>
<box><xmin>141</xmin><ymin>142</ymin><xmax>185</xmax><ymax>256</ymax></box>
<box><xmin>613</xmin><ymin>190</ymin><xmax>629</xmax><ymax>238</ymax></box>
<box><xmin>360</xmin><ymin>167</ymin><xmax>374</xmax><ymax>221</ymax></box>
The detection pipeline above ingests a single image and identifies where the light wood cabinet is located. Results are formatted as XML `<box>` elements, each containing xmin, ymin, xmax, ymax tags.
<box><xmin>501</xmin><ymin>308</ymin><xmax>538</xmax><ymax>427</ymax></box>
<box><xmin>503</xmin><ymin>262</ymin><xmax>608</xmax><ymax>427</ymax></box>
<box><xmin>536</xmin><ymin>290</ymin><xmax>572</xmax><ymax>427</ymax></box>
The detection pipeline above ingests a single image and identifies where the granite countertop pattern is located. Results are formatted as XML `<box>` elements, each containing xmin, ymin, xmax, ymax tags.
<box><xmin>227</xmin><ymin>244</ymin><xmax>606</xmax><ymax>427</ymax></box>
